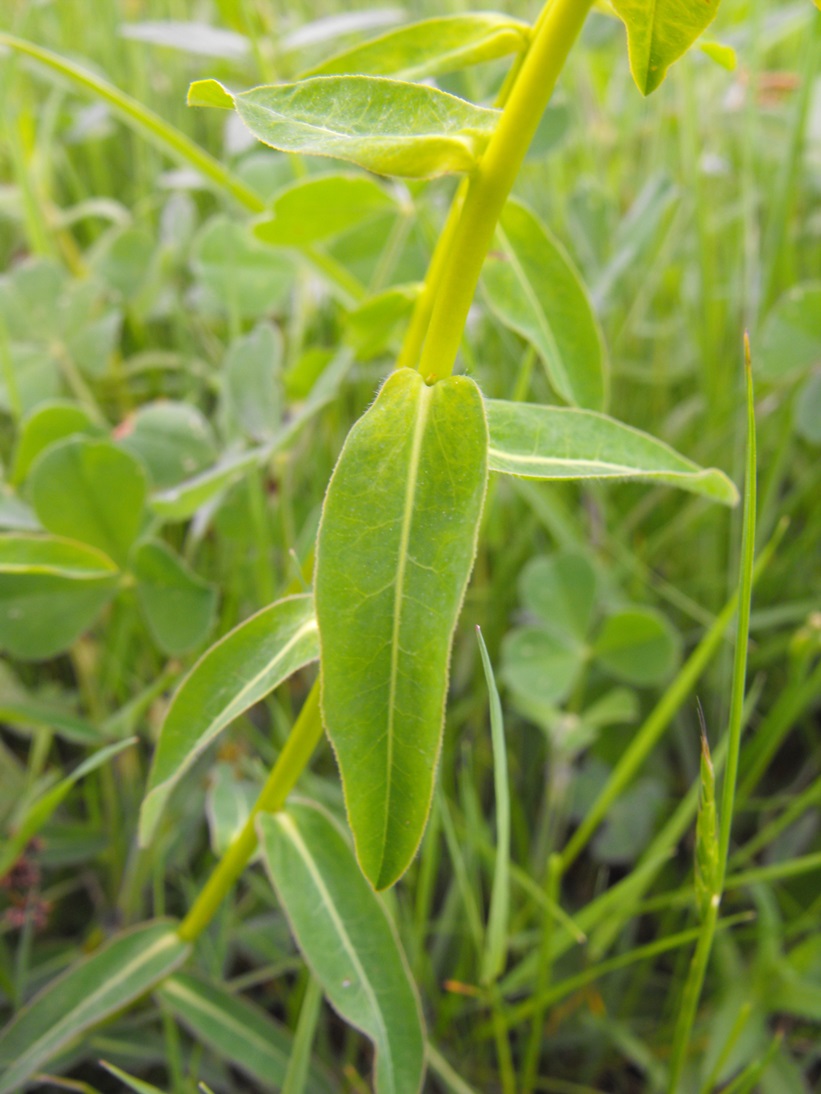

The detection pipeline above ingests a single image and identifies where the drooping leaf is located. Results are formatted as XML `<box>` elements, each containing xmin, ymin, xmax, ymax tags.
<box><xmin>757</xmin><ymin>282</ymin><xmax>821</xmax><ymax>383</ymax></box>
<box><xmin>254</xmin><ymin>174</ymin><xmax>397</xmax><ymax>249</ymax></box>
<box><xmin>593</xmin><ymin>608</ymin><xmax>681</xmax><ymax>686</ymax></box>
<box><xmin>303</xmin><ymin>13</ymin><xmax>530</xmax><ymax>82</ymax></box>
<box><xmin>611</xmin><ymin>0</ymin><xmax>723</xmax><ymax>95</ymax></box>
<box><xmin>116</xmin><ymin>401</ymin><xmax>217</xmax><ymax>488</ymax></box>
<box><xmin>139</xmin><ymin>594</ymin><xmax>319</xmax><ymax>846</ymax></box>
<box><xmin>0</xmin><ymin>534</ymin><xmax>119</xmax><ymax>660</ymax></box>
<box><xmin>0</xmin><ymin>920</ymin><xmax>190</xmax><ymax>1094</ymax></box>
<box><xmin>257</xmin><ymin>802</ymin><xmax>425</xmax><ymax>1094</ymax></box>
<box><xmin>11</xmin><ymin>400</ymin><xmax>99</xmax><ymax>485</ymax></box>
<box><xmin>223</xmin><ymin>322</ymin><xmax>283</xmax><ymax>442</ymax></box>
<box><xmin>157</xmin><ymin>973</ymin><xmax>332</xmax><ymax>1093</ymax></box>
<box><xmin>29</xmin><ymin>438</ymin><xmax>147</xmax><ymax>567</ymax></box>
<box><xmin>485</xmin><ymin>399</ymin><xmax>739</xmax><ymax>505</ymax></box>
<box><xmin>483</xmin><ymin>199</ymin><xmax>607</xmax><ymax>410</ymax></box>
<box><xmin>189</xmin><ymin>77</ymin><xmax>500</xmax><ymax>179</ymax></box>
<box><xmin>132</xmin><ymin>540</ymin><xmax>217</xmax><ymax>655</ymax></box>
<box><xmin>315</xmin><ymin>367</ymin><xmax>487</xmax><ymax>889</ymax></box>
<box><xmin>0</xmin><ymin>738</ymin><xmax>135</xmax><ymax>880</ymax></box>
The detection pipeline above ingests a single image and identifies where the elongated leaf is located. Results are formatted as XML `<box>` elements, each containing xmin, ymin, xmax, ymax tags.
<box><xmin>483</xmin><ymin>200</ymin><xmax>607</xmax><ymax>410</ymax></box>
<box><xmin>485</xmin><ymin>400</ymin><xmax>739</xmax><ymax>506</ymax></box>
<box><xmin>303</xmin><ymin>13</ymin><xmax>529</xmax><ymax>82</ymax></box>
<box><xmin>695</xmin><ymin>725</ymin><xmax>719</xmax><ymax>920</ymax></box>
<box><xmin>611</xmin><ymin>0</ymin><xmax>722</xmax><ymax>95</ymax></box>
<box><xmin>0</xmin><ymin>738</ymin><xmax>135</xmax><ymax>880</ymax></box>
<box><xmin>315</xmin><ymin>368</ymin><xmax>487</xmax><ymax>889</ymax></box>
<box><xmin>0</xmin><ymin>534</ymin><xmax>119</xmax><ymax>660</ymax></box>
<box><xmin>157</xmin><ymin>974</ymin><xmax>331</xmax><ymax>1093</ymax></box>
<box><xmin>0</xmin><ymin>920</ymin><xmax>190</xmax><ymax>1094</ymax></box>
<box><xmin>189</xmin><ymin>77</ymin><xmax>499</xmax><ymax>179</ymax></box>
<box><xmin>132</xmin><ymin>539</ymin><xmax>217</xmax><ymax>655</ymax></box>
<box><xmin>258</xmin><ymin>803</ymin><xmax>425</xmax><ymax>1094</ymax></box>
<box><xmin>254</xmin><ymin>174</ymin><xmax>397</xmax><ymax>249</ymax></box>
<box><xmin>29</xmin><ymin>437</ymin><xmax>148</xmax><ymax>566</ymax></box>
<box><xmin>139</xmin><ymin>594</ymin><xmax>319</xmax><ymax>845</ymax></box>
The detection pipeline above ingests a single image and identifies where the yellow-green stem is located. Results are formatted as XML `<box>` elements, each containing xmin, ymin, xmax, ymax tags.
<box><xmin>417</xmin><ymin>0</ymin><xmax>594</xmax><ymax>383</ymax></box>
<box><xmin>178</xmin><ymin>679</ymin><xmax>323</xmax><ymax>943</ymax></box>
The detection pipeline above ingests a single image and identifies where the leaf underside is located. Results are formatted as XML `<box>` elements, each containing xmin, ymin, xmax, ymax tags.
<box><xmin>611</xmin><ymin>0</ymin><xmax>722</xmax><ymax>95</ymax></box>
<box><xmin>315</xmin><ymin>368</ymin><xmax>488</xmax><ymax>889</ymax></box>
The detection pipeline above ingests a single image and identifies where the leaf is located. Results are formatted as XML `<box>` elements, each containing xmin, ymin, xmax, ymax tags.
<box><xmin>302</xmin><ymin>13</ymin><xmax>530</xmax><ymax>82</ymax></box>
<box><xmin>315</xmin><ymin>368</ymin><xmax>487</xmax><ymax>889</ymax></box>
<box><xmin>150</xmin><ymin>449</ymin><xmax>261</xmax><ymax>522</ymax></box>
<box><xmin>593</xmin><ymin>608</ymin><xmax>681</xmax><ymax>686</ymax></box>
<box><xmin>11</xmin><ymin>400</ymin><xmax>99</xmax><ymax>485</ymax></box>
<box><xmin>120</xmin><ymin>20</ymin><xmax>251</xmax><ymax>60</ymax></box>
<box><xmin>794</xmin><ymin>372</ymin><xmax>821</xmax><ymax>445</ymax></box>
<box><xmin>483</xmin><ymin>199</ymin><xmax>607</xmax><ymax>410</ymax></box>
<box><xmin>0</xmin><ymin>920</ymin><xmax>190</xmax><ymax>1094</ymax></box>
<box><xmin>191</xmin><ymin>215</ymin><xmax>294</xmax><ymax>319</ymax></box>
<box><xmin>519</xmin><ymin>551</ymin><xmax>598</xmax><ymax>642</ymax></box>
<box><xmin>189</xmin><ymin>77</ymin><xmax>500</xmax><ymax>179</ymax></box>
<box><xmin>254</xmin><ymin>174</ymin><xmax>397</xmax><ymax>249</ymax></box>
<box><xmin>132</xmin><ymin>540</ymin><xmax>217</xmax><ymax>655</ymax></box>
<box><xmin>501</xmin><ymin>626</ymin><xmax>584</xmax><ymax>706</ymax></box>
<box><xmin>0</xmin><ymin>534</ymin><xmax>119</xmax><ymax>660</ymax></box>
<box><xmin>695</xmin><ymin>725</ymin><xmax>719</xmax><ymax>920</ymax></box>
<box><xmin>0</xmin><ymin>738</ymin><xmax>135</xmax><ymax>880</ymax></box>
<box><xmin>157</xmin><ymin>973</ymin><xmax>331</xmax><ymax>1093</ymax></box>
<box><xmin>346</xmin><ymin>284</ymin><xmax>421</xmax><ymax>360</ymax></box>
<box><xmin>223</xmin><ymin>322</ymin><xmax>283</xmax><ymax>442</ymax></box>
<box><xmin>257</xmin><ymin>802</ymin><xmax>425</xmax><ymax>1094</ymax></box>
<box><xmin>611</xmin><ymin>0</ymin><xmax>722</xmax><ymax>95</ymax></box>
<box><xmin>757</xmin><ymin>282</ymin><xmax>821</xmax><ymax>383</ymax></box>
<box><xmin>117</xmin><ymin>401</ymin><xmax>217</xmax><ymax>488</ymax></box>
<box><xmin>485</xmin><ymin>399</ymin><xmax>739</xmax><ymax>506</ymax></box>
<box><xmin>139</xmin><ymin>593</ymin><xmax>319</xmax><ymax>846</ymax></box>
<box><xmin>100</xmin><ymin>1061</ymin><xmax>167</xmax><ymax>1094</ymax></box>
<box><xmin>205</xmin><ymin>762</ymin><xmax>258</xmax><ymax>856</ymax></box>
<box><xmin>30</xmin><ymin>438</ymin><xmax>148</xmax><ymax>567</ymax></box>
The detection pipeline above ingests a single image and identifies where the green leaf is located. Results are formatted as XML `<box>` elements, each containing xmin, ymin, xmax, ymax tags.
<box><xmin>315</xmin><ymin>368</ymin><xmax>487</xmax><ymax>889</ymax></box>
<box><xmin>519</xmin><ymin>551</ymin><xmax>598</xmax><ymax>642</ymax></box>
<box><xmin>139</xmin><ymin>593</ymin><xmax>319</xmax><ymax>846</ymax></box>
<box><xmin>303</xmin><ymin>13</ymin><xmax>530</xmax><ymax>82</ymax></box>
<box><xmin>189</xmin><ymin>77</ymin><xmax>500</xmax><ymax>179</ymax></box>
<box><xmin>254</xmin><ymin>174</ymin><xmax>397</xmax><ymax>249</ymax></box>
<box><xmin>0</xmin><ymin>920</ymin><xmax>190</xmax><ymax>1094</ymax></box>
<box><xmin>205</xmin><ymin>762</ymin><xmax>258</xmax><ymax>856</ymax></box>
<box><xmin>699</xmin><ymin>39</ymin><xmax>737</xmax><ymax>71</ymax></box>
<box><xmin>695</xmin><ymin>725</ymin><xmax>719</xmax><ymax>920</ymax></box>
<box><xmin>501</xmin><ymin>626</ymin><xmax>584</xmax><ymax>706</ymax></box>
<box><xmin>150</xmin><ymin>449</ymin><xmax>261</xmax><ymax>522</ymax></box>
<box><xmin>11</xmin><ymin>400</ymin><xmax>99</xmax><ymax>485</ymax></box>
<box><xmin>0</xmin><ymin>738</ymin><xmax>135</xmax><ymax>881</ymax></box>
<box><xmin>593</xmin><ymin>608</ymin><xmax>681</xmax><ymax>686</ymax></box>
<box><xmin>30</xmin><ymin>438</ymin><xmax>148</xmax><ymax>567</ymax></box>
<box><xmin>611</xmin><ymin>0</ymin><xmax>722</xmax><ymax>95</ymax></box>
<box><xmin>99</xmin><ymin>1061</ymin><xmax>167</xmax><ymax>1094</ymax></box>
<box><xmin>794</xmin><ymin>372</ymin><xmax>821</xmax><ymax>445</ymax></box>
<box><xmin>485</xmin><ymin>399</ymin><xmax>739</xmax><ymax>506</ymax></box>
<box><xmin>223</xmin><ymin>322</ymin><xmax>283</xmax><ymax>443</ymax></box>
<box><xmin>758</xmin><ymin>282</ymin><xmax>821</xmax><ymax>383</ymax></box>
<box><xmin>157</xmin><ymin>973</ymin><xmax>331</xmax><ymax>1093</ymax></box>
<box><xmin>117</xmin><ymin>401</ymin><xmax>217</xmax><ymax>488</ymax></box>
<box><xmin>257</xmin><ymin>802</ymin><xmax>425</xmax><ymax>1094</ymax></box>
<box><xmin>132</xmin><ymin>540</ymin><xmax>217</xmax><ymax>655</ymax></box>
<box><xmin>191</xmin><ymin>215</ymin><xmax>294</xmax><ymax>319</ymax></box>
<box><xmin>0</xmin><ymin>534</ymin><xmax>119</xmax><ymax>660</ymax></box>
<box><xmin>346</xmin><ymin>284</ymin><xmax>421</xmax><ymax>361</ymax></box>
<box><xmin>483</xmin><ymin>199</ymin><xmax>607</xmax><ymax>410</ymax></box>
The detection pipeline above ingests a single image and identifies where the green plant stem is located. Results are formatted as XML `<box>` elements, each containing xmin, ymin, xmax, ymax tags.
<box><xmin>415</xmin><ymin>0</ymin><xmax>594</xmax><ymax>382</ymax></box>
<box><xmin>666</xmin><ymin>897</ymin><xmax>720</xmax><ymax>1089</ymax></box>
<box><xmin>177</xmin><ymin>679</ymin><xmax>322</xmax><ymax>944</ymax></box>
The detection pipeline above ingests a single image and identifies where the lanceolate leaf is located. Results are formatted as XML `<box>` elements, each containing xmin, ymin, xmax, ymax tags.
<box><xmin>0</xmin><ymin>533</ymin><xmax>120</xmax><ymax>660</ymax></box>
<box><xmin>258</xmin><ymin>803</ymin><xmax>425</xmax><ymax>1094</ymax></box>
<box><xmin>611</xmin><ymin>0</ymin><xmax>722</xmax><ymax>95</ymax></box>
<box><xmin>157</xmin><ymin>974</ymin><xmax>331</xmax><ymax>1093</ymax></box>
<box><xmin>315</xmin><ymin>368</ymin><xmax>487</xmax><ymax>889</ymax></box>
<box><xmin>189</xmin><ymin>77</ymin><xmax>500</xmax><ymax>179</ymax></box>
<box><xmin>485</xmin><ymin>400</ymin><xmax>739</xmax><ymax>506</ymax></box>
<box><xmin>0</xmin><ymin>921</ymin><xmax>190</xmax><ymax>1094</ymax></box>
<box><xmin>139</xmin><ymin>594</ymin><xmax>319</xmax><ymax>846</ymax></box>
<box><xmin>303</xmin><ymin>13</ymin><xmax>530</xmax><ymax>82</ymax></box>
<box><xmin>483</xmin><ymin>199</ymin><xmax>607</xmax><ymax>410</ymax></box>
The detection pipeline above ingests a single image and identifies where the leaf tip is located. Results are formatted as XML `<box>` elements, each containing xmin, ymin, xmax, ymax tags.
<box><xmin>187</xmin><ymin>79</ymin><xmax>234</xmax><ymax>110</ymax></box>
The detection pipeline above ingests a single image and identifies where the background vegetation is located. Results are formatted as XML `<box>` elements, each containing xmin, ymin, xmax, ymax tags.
<box><xmin>0</xmin><ymin>0</ymin><xmax>820</xmax><ymax>1091</ymax></box>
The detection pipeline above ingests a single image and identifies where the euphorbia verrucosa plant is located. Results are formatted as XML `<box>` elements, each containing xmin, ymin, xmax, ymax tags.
<box><xmin>0</xmin><ymin>1</ymin><xmax>747</xmax><ymax>1090</ymax></box>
